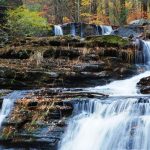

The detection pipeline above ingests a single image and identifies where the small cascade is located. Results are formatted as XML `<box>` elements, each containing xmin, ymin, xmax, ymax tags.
<box><xmin>0</xmin><ymin>91</ymin><xmax>28</xmax><ymax>127</ymax></box>
<box><xmin>80</xmin><ymin>23</ymin><xmax>84</xmax><ymax>38</ymax></box>
<box><xmin>96</xmin><ymin>25</ymin><xmax>101</xmax><ymax>35</ymax></box>
<box><xmin>88</xmin><ymin>71</ymin><xmax>150</xmax><ymax>96</ymax></box>
<box><xmin>71</xmin><ymin>23</ymin><xmax>76</xmax><ymax>36</ymax></box>
<box><xmin>135</xmin><ymin>40</ymin><xmax>150</xmax><ymax>67</ymax></box>
<box><xmin>142</xmin><ymin>41</ymin><xmax>150</xmax><ymax>66</ymax></box>
<box><xmin>101</xmin><ymin>25</ymin><xmax>113</xmax><ymax>35</ymax></box>
<box><xmin>54</xmin><ymin>25</ymin><xmax>63</xmax><ymax>36</ymax></box>
<box><xmin>59</xmin><ymin>97</ymin><xmax>150</xmax><ymax>150</ymax></box>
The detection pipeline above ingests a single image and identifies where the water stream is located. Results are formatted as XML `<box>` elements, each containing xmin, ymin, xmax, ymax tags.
<box><xmin>54</xmin><ymin>25</ymin><xmax>63</xmax><ymax>36</ymax></box>
<box><xmin>100</xmin><ymin>25</ymin><xmax>113</xmax><ymax>35</ymax></box>
<box><xmin>59</xmin><ymin>41</ymin><xmax>150</xmax><ymax>150</ymax></box>
<box><xmin>0</xmin><ymin>91</ymin><xmax>28</xmax><ymax>127</ymax></box>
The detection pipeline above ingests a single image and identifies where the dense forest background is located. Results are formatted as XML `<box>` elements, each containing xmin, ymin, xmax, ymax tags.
<box><xmin>15</xmin><ymin>0</ymin><xmax>150</xmax><ymax>25</ymax></box>
<box><xmin>0</xmin><ymin>0</ymin><xmax>150</xmax><ymax>38</ymax></box>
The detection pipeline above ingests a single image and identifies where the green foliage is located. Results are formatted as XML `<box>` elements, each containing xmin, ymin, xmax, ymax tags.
<box><xmin>6</xmin><ymin>6</ymin><xmax>51</xmax><ymax>37</ymax></box>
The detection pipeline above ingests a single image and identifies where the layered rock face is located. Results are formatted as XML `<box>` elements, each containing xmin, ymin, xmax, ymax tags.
<box><xmin>0</xmin><ymin>35</ymin><xmax>139</xmax><ymax>89</ymax></box>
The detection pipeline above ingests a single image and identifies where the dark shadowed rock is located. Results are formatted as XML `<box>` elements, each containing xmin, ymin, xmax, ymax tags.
<box><xmin>137</xmin><ymin>76</ymin><xmax>150</xmax><ymax>94</ymax></box>
<box><xmin>137</xmin><ymin>98</ymin><xmax>149</xmax><ymax>103</ymax></box>
<box><xmin>73</xmin><ymin>63</ymin><xmax>105</xmax><ymax>72</ymax></box>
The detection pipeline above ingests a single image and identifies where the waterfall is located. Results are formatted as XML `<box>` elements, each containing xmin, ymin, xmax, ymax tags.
<box><xmin>0</xmin><ymin>91</ymin><xmax>28</xmax><ymax>127</ymax></box>
<box><xmin>80</xmin><ymin>23</ymin><xmax>84</xmax><ymax>38</ymax></box>
<box><xmin>135</xmin><ymin>40</ymin><xmax>150</xmax><ymax>66</ymax></box>
<box><xmin>143</xmin><ymin>41</ymin><xmax>150</xmax><ymax>66</ymax></box>
<box><xmin>71</xmin><ymin>23</ymin><xmax>76</xmax><ymax>36</ymax></box>
<box><xmin>59</xmin><ymin>97</ymin><xmax>150</xmax><ymax>150</ymax></box>
<box><xmin>54</xmin><ymin>25</ymin><xmax>63</xmax><ymax>36</ymax></box>
<box><xmin>101</xmin><ymin>25</ymin><xmax>113</xmax><ymax>35</ymax></box>
<box><xmin>89</xmin><ymin>71</ymin><xmax>150</xmax><ymax>96</ymax></box>
<box><xmin>59</xmin><ymin>40</ymin><xmax>150</xmax><ymax>150</ymax></box>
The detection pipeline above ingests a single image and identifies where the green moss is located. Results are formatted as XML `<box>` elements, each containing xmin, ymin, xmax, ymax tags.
<box><xmin>50</xmin><ymin>35</ymin><xmax>81</xmax><ymax>42</ymax></box>
<box><xmin>85</xmin><ymin>35</ymin><xmax>129</xmax><ymax>47</ymax></box>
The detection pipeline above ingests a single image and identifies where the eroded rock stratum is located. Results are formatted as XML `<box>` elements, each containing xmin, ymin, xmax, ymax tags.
<box><xmin>0</xmin><ymin>35</ymin><xmax>139</xmax><ymax>89</ymax></box>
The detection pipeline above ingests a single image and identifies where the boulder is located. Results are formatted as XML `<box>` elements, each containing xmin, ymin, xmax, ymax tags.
<box><xmin>129</xmin><ymin>19</ymin><xmax>150</xmax><ymax>26</ymax></box>
<box><xmin>112</xmin><ymin>25</ymin><xmax>144</xmax><ymax>38</ymax></box>
<box><xmin>137</xmin><ymin>98</ymin><xmax>149</xmax><ymax>103</ymax></box>
<box><xmin>137</xmin><ymin>76</ymin><xmax>150</xmax><ymax>94</ymax></box>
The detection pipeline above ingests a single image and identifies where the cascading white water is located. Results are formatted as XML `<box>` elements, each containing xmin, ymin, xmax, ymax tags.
<box><xmin>89</xmin><ymin>71</ymin><xmax>150</xmax><ymax>96</ymax></box>
<box><xmin>101</xmin><ymin>25</ymin><xmax>113</xmax><ymax>35</ymax></box>
<box><xmin>59</xmin><ymin>97</ymin><xmax>150</xmax><ymax>150</ymax></box>
<box><xmin>71</xmin><ymin>24</ymin><xmax>76</xmax><ymax>36</ymax></box>
<box><xmin>59</xmin><ymin>41</ymin><xmax>150</xmax><ymax>150</ymax></box>
<box><xmin>0</xmin><ymin>91</ymin><xmax>28</xmax><ymax>127</ymax></box>
<box><xmin>143</xmin><ymin>41</ymin><xmax>150</xmax><ymax>66</ymax></box>
<box><xmin>54</xmin><ymin>25</ymin><xmax>63</xmax><ymax>36</ymax></box>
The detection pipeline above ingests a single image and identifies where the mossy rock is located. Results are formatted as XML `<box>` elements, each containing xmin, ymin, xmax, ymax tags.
<box><xmin>50</xmin><ymin>35</ymin><xmax>81</xmax><ymax>42</ymax></box>
<box><xmin>34</xmin><ymin>35</ymin><xmax>81</xmax><ymax>46</ymax></box>
<box><xmin>85</xmin><ymin>35</ymin><xmax>129</xmax><ymax>47</ymax></box>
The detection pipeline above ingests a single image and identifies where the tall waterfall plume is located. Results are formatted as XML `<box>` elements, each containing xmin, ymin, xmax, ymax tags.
<box><xmin>54</xmin><ymin>25</ymin><xmax>63</xmax><ymax>36</ymax></box>
<box><xmin>0</xmin><ymin>91</ymin><xmax>28</xmax><ymax>127</ymax></box>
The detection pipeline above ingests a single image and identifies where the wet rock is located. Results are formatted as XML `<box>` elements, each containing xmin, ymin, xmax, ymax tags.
<box><xmin>129</xmin><ymin>19</ymin><xmax>150</xmax><ymax>26</ymax></box>
<box><xmin>82</xmin><ymin>53</ymin><xmax>100</xmax><ymax>61</ymax></box>
<box><xmin>27</xmin><ymin>101</ymin><xmax>38</xmax><ymax>107</ymax></box>
<box><xmin>0</xmin><ymin>49</ymin><xmax>32</xmax><ymax>59</ymax></box>
<box><xmin>113</xmin><ymin>25</ymin><xmax>144</xmax><ymax>38</ymax></box>
<box><xmin>43</xmin><ymin>48</ymin><xmax>80</xmax><ymax>59</ymax></box>
<box><xmin>137</xmin><ymin>98</ymin><xmax>149</xmax><ymax>103</ymax></box>
<box><xmin>73</xmin><ymin>63</ymin><xmax>104</xmax><ymax>72</ymax></box>
<box><xmin>57</xmin><ymin>118</ymin><xmax>66</xmax><ymax>127</ymax></box>
<box><xmin>61</xmin><ymin>22</ymin><xmax>102</xmax><ymax>37</ymax></box>
<box><xmin>137</xmin><ymin>76</ymin><xmax>150</xmax><ymax>94</ymax></box>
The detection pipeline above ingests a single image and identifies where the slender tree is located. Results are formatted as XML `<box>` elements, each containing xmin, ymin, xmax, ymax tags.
<box><xmin>120</xmin><ymin>0</ymin><xmax>127</xmax><ymax>25</ymax></box>
<box><xmin>141</xmin><ymin>0</ymin><xmax>148</xmax><ymax>19</ymax></box>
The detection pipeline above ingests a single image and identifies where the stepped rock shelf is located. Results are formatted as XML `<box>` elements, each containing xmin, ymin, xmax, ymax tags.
<box><xmin>0</xmin><ymin>35</ymin><xmax>141</xmax><ymax>89</ymax></box>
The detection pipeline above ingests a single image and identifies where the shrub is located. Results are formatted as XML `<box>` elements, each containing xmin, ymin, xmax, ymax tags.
<box><xmin>6</xmin><ymin>6</ymin><xmax>51</xmax><ymax>37</ymax></box>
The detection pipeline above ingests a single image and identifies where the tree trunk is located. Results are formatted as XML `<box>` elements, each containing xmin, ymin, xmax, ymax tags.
<box><xmin>91</xmin><ymin>0</ymin><xmax>97</xmax><ymax>14</ymax></box>
<box><xmin>120</xmin><ymin>0</ymin><xmax>127</xmax><ymax>25</ymax></box>
<box><xmin>105</xmin><ymin>0</ymin><xmax>110</xmax><ymax>23</ymax></box>
<box><xmin>141</xmin><ymin>0</ymin><xmax>148</xmax><ymax>19</ymax></box>
<box><xmin>54</xmin><ymin>0</ymin><xmax>64</xmax><ymax>24</ymax></box>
